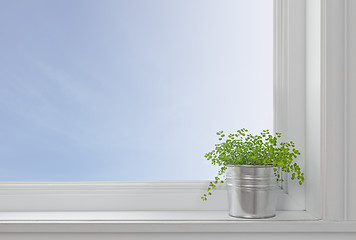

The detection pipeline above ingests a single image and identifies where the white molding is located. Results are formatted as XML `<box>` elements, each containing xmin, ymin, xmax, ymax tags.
<box><xmin>0</xmin><ymin>211</ymin><xmax>316</xmax><ymax>221</ymax></box>
<box><xmin>274</xmin><ymin>0</ymin><xmax>306</xmax><ymax>209</ymax></box>
<box><xmin>0</xmin><ymin>181</ymin><xmax>210</xmax><ymax>190</ymax></box>
<box><xmin>343</xmin><ymin>0</ymin><xmax>348</xmax><ymax>221</ymax></box>
<box><xmin>305</xmin><ymin>0</ymin><xmax>356</xmax><ymax>222</ymax></box>
<box><xmin>0</xmin><ymin>181</ymin><xmax>225</xmax><ymax>211</ymax></box>
<box><xmin>0</xmin><ymin>219</ymin><xmax>355</xmax><ymax>233</ymax></box>
<box><xmin>320</xmin><ymin>0</ymin><xmax>348</xmax><ymax>221</ymax></box>
<box><xmin>0</xmin><ymin>181</ymin><xmax>302</xmax><ymax>211</ymax></box>
<box><xmin>274</xmin><ymin>0</ymin><xmax>288</xmax><ymax>193</ymax></box>
<box><xmin>305</xmin><ymin>0</ymin><xmax>322</xmax><ymax>219</ymax></box>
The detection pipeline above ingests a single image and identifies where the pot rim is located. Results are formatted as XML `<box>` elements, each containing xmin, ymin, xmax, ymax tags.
<box><xmin>226</xmin><ymin>164</ymin><xmax>274</xmax><ymax>168</ymax></box>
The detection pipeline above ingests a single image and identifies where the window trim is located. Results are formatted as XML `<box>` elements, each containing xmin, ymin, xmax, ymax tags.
<box><xmin>0</xmin><ymin>181</ymin><xmax>305</xmax><ymax>212</ymax></box>
<box><xmin>0</xmin><ymin>0</ymin><xmax>353</xmax><ymax>226</ymax></box>
<box><xmin>274</xmin><ymin>0</ymin><xmax>306</xmax><ymax>210</ymax></box>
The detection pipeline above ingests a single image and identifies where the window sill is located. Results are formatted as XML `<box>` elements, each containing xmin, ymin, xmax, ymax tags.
<box><xmin>0</xmin><ymin>210</ymin><xmax>354</xmax><ymax>233</ymax></box>
<box><xmin>0</xmin><ymin>210</ymin><xmax>316</xmax><ymax>221</ymax></box>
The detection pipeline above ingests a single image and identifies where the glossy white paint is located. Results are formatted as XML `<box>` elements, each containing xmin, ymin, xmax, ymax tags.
<box><xmin>305</xmin><ymin>0</ymin><xmax>321</xmax><ymax>219</ymax></box>
<box><xmin>321</xmin><ymin>0</ymin><xmax>348</xmax><ymax>221</ymax></box>
<box><xmin>274</xmin><ymin>0</ymin><xmax>306</xmax><ymax>206</ymax></box>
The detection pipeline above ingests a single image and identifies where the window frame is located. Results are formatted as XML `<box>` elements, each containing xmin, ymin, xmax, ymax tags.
<box><xmin>0</xmin><ymin>0</ymin><xmax>305</xmax><ymax>213</ymax></box>
<box><xmin>0</xmin><ymin>0</ymin><xmax>352</xmax><ymax>225</ymax></box>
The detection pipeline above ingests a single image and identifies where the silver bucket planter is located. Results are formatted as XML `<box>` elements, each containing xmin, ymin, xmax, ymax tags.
<box><xmin>226</xmin><ymin>165</ymin><xmax>277</xmax><ymax>219</ymax></box>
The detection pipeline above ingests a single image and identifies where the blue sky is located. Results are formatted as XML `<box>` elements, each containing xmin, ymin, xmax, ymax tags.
<box><xmin>0</xmin><ymin>0</ymin><xmax>273</xmax><ymax>181</ymax></box>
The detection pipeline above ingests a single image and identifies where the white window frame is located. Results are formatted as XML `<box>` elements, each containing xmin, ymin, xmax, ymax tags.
<box><xmin>0</xmin><ymin>0</ymin><xmax>355</xmax><ymax>233</ymax></box>
<box><xmin>0</xmin><ymin>0</ymin><xmax>304</xmax><ymax>213</ymax></box>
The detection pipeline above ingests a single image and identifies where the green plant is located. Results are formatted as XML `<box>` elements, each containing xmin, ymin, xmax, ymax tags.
<box><xmin>201</xmin><ymin>128</ymin><xmax>304</xmax><ymax>201</ymax></box>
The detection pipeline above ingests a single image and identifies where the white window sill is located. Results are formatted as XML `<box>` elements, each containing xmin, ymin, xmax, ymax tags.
<box><xmin>0</xmin><ymin>210</ymin><xmax>316</xmax><ymax>221</ymax></box>
<box><xmin>0</xmin><ymin>210</ymin><xmax>355</xmax><ymax>233</ymax></box>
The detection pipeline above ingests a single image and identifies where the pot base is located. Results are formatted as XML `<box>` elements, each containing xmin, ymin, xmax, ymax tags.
<box><xmin>229</xmin><ymin>214</ymin><xmax>276</xmax><ymax>219</ymax></box>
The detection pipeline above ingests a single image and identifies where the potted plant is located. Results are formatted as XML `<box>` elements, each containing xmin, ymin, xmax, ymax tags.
<box><xmin>202</xmin><ymin>128</ymin><xmax>304</xmax><ymax>219</ymax></box>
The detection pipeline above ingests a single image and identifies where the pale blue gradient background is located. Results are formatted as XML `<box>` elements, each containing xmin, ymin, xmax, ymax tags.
<box><xmin>0</xmin><ymin>0</ymin><xmax>273</xmax><ymax>181</ymax></box>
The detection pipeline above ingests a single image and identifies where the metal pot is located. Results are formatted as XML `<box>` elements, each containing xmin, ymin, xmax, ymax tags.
<box><xmin>226</xmin><ymin>165</ymin><xmax>277</xmax><ymax>218</ymax></box>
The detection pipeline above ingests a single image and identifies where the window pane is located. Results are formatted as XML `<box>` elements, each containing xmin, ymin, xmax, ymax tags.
<box><xmin>0</xmin><ymin>0</ymin><xmax>273</xmax><ymax>181</ymax></box>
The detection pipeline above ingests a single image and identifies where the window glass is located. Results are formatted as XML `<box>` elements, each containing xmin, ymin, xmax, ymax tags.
<box><xmin>0</xmin><ymin>0</ymin><xmax>273</xmax><ymax>181</ymax></box>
